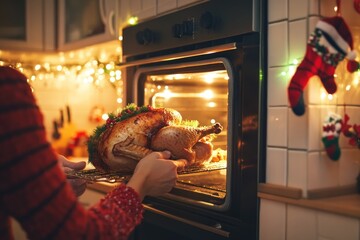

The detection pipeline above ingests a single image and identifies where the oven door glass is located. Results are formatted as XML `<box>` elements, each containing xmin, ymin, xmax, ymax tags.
<box><xmin>133</xmin><ymin>58</ymin><xmax>234</xmax><ymax>210</ymax></box>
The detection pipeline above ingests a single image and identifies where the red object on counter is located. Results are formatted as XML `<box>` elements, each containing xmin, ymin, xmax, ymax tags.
<box><xmin>0</xmin><ymin>66</ymin><xmax>143</xmax><ymax>240</ymax></box>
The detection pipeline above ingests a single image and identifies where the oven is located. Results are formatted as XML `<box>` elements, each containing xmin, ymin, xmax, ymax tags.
<box><xmin>120</xmin><ymin>0</ymin><xmax>266</xmax><ymax>239</ymax></box>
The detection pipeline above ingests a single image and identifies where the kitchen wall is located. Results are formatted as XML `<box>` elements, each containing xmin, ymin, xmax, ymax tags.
<box><xmin>8</xmin><ymin>0</ymin><xmax>206</xmax><ymax>157</ymax></box>
<box><xmin>260</xmin><ymin>0</ymin><xmax>360</xmax><ymax>239</ymax></box>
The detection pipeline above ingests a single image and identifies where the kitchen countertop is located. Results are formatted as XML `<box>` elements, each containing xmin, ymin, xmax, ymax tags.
<box><xmin>87</xmin><ymin>182</ymin><xmax>360</xmax><ymax>218</ymax></box>
<box><xmin>258</xmin><ymin>192</ymin><xmax>360</xmax><ymax>218</ymax></box>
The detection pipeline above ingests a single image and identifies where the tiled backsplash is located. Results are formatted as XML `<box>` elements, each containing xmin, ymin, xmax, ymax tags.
<box><xmin>262</xmin><ymin>0</ymin><xmax>360</xmax><ymax>239</ymax></box>
<box><xmin>267</xmin><ymin>0</ymin><xmax>360</xmax><ymax>197</ymax></box>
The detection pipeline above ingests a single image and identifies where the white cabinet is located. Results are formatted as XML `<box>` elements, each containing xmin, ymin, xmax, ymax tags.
<box><xmin>58</xmin><ymin>0</ymin><xmax>119</xmax><ymax>51</ymax></box>
<box><xmin>0</xmin><ymin>0</ymin><xmax>56</xmax><ymax>51</ymax></box>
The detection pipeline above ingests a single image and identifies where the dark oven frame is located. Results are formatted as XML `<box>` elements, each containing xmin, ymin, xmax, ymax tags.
<box><xmin>120</xmin><ymin>0</ymin><xmax>267</xmax><ymax>239</ymax></box>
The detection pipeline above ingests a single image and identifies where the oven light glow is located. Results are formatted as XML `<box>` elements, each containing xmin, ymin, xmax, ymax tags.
<box><xmin>203</xmin><ymin>73</ymin><xmax>216</xmax><ymax>84</ymax></box>
<box><xmin>162</xmin><ymin>89</ymin><xmax>172</xmax><ymax>99</ymax></box>
<box><xmin>207</xmin><ymin>102</ymin><xmax>216</xmax><ymax>108</ymax></box>
<box><xmin>201</xmin><ymin>89</ymin><xmax>214</xmax><ymax>99</ymax></box>
<box><xmin>210</xmin><ymin>119</ymin><xmax>216</xmax><ymax>124</ymax></box>
<box><xmin>117</xmin><ymin>98</ymin><xmax>123</xmax><ymax>104</ymax></box>
<box><xmin>164</xmin><ymin>74</ymin><xmax>183</xmax><ymax>80</ymax></box>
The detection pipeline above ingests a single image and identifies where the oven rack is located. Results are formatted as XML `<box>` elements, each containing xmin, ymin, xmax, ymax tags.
<box><xmin>66</xmin><ymin>161</ymin><xmax>226</xmax><ymax>183</ymax></box>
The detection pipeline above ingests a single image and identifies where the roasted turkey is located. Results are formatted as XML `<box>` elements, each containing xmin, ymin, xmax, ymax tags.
<box><xmin>88</xmin><ymin>105</ymin><xmax>223</xmax><ymax>171</ymax></box>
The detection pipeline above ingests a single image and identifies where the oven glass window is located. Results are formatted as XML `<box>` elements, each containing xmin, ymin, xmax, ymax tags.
<box><xmin>143</xmin><ymin>68</ymin><xmax>228</xmax><ymax>205</ymax></box>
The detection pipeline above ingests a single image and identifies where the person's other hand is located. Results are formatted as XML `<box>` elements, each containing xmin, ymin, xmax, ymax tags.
<box><xmin>58</xmin><ymin>155</ymin><xmax>88</xmax><ymax>197</ymax></box>
<box><xmin>127</xmin><ymin>151</ymin><xmax>187</xmax><ymax>201</ymax></box>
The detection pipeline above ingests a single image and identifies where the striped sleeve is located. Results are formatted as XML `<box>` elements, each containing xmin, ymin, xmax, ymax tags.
<box><xmin>0</xmin><ymin>66</ymin><xmax>143</xmax><ymax>240</ymax></box>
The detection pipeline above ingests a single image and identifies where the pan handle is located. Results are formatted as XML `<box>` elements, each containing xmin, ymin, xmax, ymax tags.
<box><xmin>143</xmin><ymin>204</ymin><xmax>230</xmax><ymax>238</ymax></box>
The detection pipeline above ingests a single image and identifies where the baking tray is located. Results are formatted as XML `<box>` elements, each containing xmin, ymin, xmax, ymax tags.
<box><xmin>66</xmin><ymin>161</ymin><xmax>226</xmax><ymax>183</ymax></box>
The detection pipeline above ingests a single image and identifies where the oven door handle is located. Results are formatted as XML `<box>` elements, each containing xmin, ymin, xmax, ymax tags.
<box><xmin>117</xmin><ymin>42</ymin><xmax>237</xmax><ymax>68</ymax></box>
<box><xmin>143</xmin><ymin>204</ymin><xmax>231</xmax><ymax>238</ymax></box>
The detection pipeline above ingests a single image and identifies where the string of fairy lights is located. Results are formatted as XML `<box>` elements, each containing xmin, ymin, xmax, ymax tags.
<box><xmin>0</xmin><ymin>58</ymin><xmax>124</xmax><ymax>105</ymax></box>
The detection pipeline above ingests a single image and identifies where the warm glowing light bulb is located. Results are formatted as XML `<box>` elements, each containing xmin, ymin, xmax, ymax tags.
<box><xmin>321</xmin><ymin>92</ymin><xmax>327</xmax><ymax>100</ymax></box>
<box><xmin>34</xmin><ymin>64</ymin><xmax>41</xmax><ymax>71</ymax></box>
<box><xmin>98</xmin><ymin>68</ymin><xmax>105</xmax><ymax>74</ymax></box>
<box><xmin>345</xmin><ymin>85</ymin><xmax>351</xmax><ymax>91</ymax></box>
<box><xmin>102</xmin><ymin>113</ymin><xmax>109</xmax><ymax>121</ymax></box>
<box><xmin>128</xmin><ymin>16</ymin><xmax>138</xmax><ymax>25</ymax></box>
<box><xmin>117</xmin><ymin>98</ymin><xmax>123</xmax><ymax>104</ymax></box>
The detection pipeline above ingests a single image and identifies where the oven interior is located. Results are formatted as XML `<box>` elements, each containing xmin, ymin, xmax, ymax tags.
<box><xmin>135</xmin><ymin>59</ymin><xmax>233</xmax><ymax>207</ymax></box>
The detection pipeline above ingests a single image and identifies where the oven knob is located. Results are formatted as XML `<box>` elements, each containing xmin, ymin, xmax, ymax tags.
<box><xmin>182</xmin><ymin>20</ymin><xmax>193</xmax><ymax>36</ymax></box>
<box><xmin>172</xmin><ymin>23</ymin><xmax>183</xmax><ymax>38</ymax></box>
<box><xmin>200</xmin><ymin>11</ymin><xmax>214</xmax><ymax>29</ymax></box>
<box><xmin>136</xmin><ymin>28</ymin><xmax>154</xmax><ymax>45</ymax></box>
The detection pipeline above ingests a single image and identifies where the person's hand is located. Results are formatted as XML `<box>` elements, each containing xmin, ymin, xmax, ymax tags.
<box><xmin>58</xmin><ymin>155</ymin><xmax>88</xmax><ymax>197</ymax></box>
<box><xmin>127</xmin><ymin>151</ymin><xmax>187</xmax><ymax>201</ymax></box>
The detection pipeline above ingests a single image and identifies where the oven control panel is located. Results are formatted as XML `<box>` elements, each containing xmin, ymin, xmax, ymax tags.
<box><xmin>123</xmin><ymin>0</ymin><xmax>259</xmax><ymax>58</ymax></box>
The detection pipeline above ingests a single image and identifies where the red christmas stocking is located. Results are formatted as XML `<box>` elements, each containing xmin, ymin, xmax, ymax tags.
<box><xmin>322</xmin><ymin>113</ymin><xmax>342</xmax><ymax>161</ymax></box>
<box><xmin>288</xmin><ymin>16</ymin><xmax>359</xmax><ymax>116</ymax></box>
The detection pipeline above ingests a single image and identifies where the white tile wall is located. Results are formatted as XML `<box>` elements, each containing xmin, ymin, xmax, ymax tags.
<box><xmin>307</xmin><ymin>105</ymin><xmax>322</xmax><ymax>150</ymax></box>
<box><xmin>288</xmin><ymin>20</ymin><xmax>307</xmax><ymax>64</ymax></box>
<box><xmin>308</xmin><ymin>152</ymin><xmax>339</xmax><ymax>190</ymax></box>
<box><xmin>264</xmin><ymin>0</ymin><xmax>360</xmax><ymax>239</ymax></box>
<box><xmin>288</xmin><ymin>107</ymin><xmax>307</xmax><ymax>149</ymax></box>
<box><xmin>266</xmin><ymin>148</ymin><xmax>288</xmax><ymax>185</ymax></box>
<box><xmin>268</xmin><ymin>0</ymin><xmax>288</xmax><ymax>22</ymax></box>
<box><xmin>266</xmin><ymin>0</ymin><xmax>360</xmax><ymax>192</ymax></box>
<box><xmin>288</xmin><ymin>150</ymin><xmax>307</xmax><ymax>196</ymax></box>
<box><xmin>288</xmin><ymin>0</ymin><xmax>308</xmax><ymax>20</ymax></box>
<box><xmin>267</xmin><ymin>67</ymin><xmax>289</xmax><ymax>106</ymax></box>
<box><xmin>308</xmin><ymin>0</ymin><xmax>319</xmax><ymax>15</ymax></box>
<box><xmin>268</xmin><ymin>22</ymin><xmax>289</xmax><ymax>67</ymax></box>
<box><xmin>34</xmin><ymin>80</ymin><xmax>119</xmax><ymax>142</ymax></box>
<box><xmin>339</xmin><ymin>149</ymin><xmax>360</xmax><ymax>186</ymax></box>
<box><xmin>267</xmin><ymin>107</ymin><xmax>288</xmax><ymax>147</ymax></box>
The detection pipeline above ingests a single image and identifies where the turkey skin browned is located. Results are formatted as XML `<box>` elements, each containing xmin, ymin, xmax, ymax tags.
<box><xmin>151</xmin><ymin>123</ymin><xmax>223</xmax><ymax>165</ymax></box>
<box><xmin>90</xmin><ymin>107</ymin><xmax>223</xmax><ymax>171</ymax></box>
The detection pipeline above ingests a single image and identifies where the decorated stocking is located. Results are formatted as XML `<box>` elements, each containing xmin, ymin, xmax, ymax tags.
<box><xmin>322</xmin><ymin>113</ymin><xmax>342</xmax><ymax>161</ymax></box>
<box><xmin>288</xmin><ymin>16</ymin><xmax>360</xmax><ymax>116</ymax></box>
